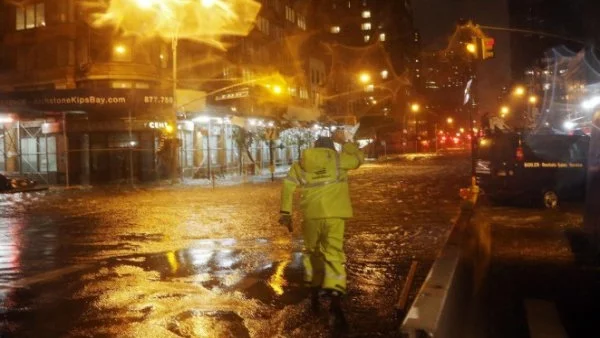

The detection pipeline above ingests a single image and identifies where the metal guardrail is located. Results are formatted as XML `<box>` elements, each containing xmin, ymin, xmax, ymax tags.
<box><xmin>401</xmin><ymin>205</ymin><xmax>480</xmax><ymax>338</ymax></box>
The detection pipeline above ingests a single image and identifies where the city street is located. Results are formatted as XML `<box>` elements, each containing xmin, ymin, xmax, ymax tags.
<box><xmin>468</xmin><ymin>201</ymin><xmax>600</xmax><ymax>338</ymax></box>
<box><xmin>1</xmin><ymin>155</ymin><xmax>470</xmax><ymax>337</ymax></box>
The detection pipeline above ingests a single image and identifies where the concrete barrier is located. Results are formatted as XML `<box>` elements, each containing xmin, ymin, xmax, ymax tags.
<box><xmin>401</xmin><ymin>207</ymin><xmax>487</xmax><ymax>338</ymax></box>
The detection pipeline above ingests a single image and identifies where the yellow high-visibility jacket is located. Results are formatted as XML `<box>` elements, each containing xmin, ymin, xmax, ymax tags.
<box><xmin>280</xmin><ymin>143</ymin><xmax>364</xmax><ymax>219</ymax></box>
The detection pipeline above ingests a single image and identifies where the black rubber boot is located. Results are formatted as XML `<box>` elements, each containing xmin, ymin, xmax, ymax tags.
<box><xmin>310</xmin><ymin>287</ymin><xmax>321</xmax><ymax>314</ymax></box>
<box><xmin>329</xmin><ymin>291</ymin><xmax>348</xmax><ymax>334</ymax></box>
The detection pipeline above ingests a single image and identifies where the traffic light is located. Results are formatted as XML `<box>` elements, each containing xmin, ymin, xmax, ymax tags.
<box><xmin>480</xmin><ymin>37</ymin><xmax>495</xmax><ymax>60</ymax></box>
<box><xmin>466</xmin><ymin>37</ymin><xmax>480</xmax><ymax>58</ymax></box>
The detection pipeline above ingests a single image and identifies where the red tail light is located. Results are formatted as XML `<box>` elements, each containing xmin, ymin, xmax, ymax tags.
<box><xmin>515</xmin><ymin>146</ymin><xmax>524</xmax><ymax>161</ymax></box>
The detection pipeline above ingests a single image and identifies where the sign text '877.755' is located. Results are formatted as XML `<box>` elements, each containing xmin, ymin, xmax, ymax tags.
<box><xmin>144</xmin><ymin>96</ymin><xmax>174</xmax><ymax>104</ymax></box>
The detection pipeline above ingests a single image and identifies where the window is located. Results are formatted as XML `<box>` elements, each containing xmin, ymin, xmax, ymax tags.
<box><xmin>362</xmin><ymin>11</ymin><xmax>371</xmax><ymax>18</ymax></box>
<box><xmin>285</xmin><ymin>6</ymin><xmax>295</xmax><ymax>22</ymax></box>
<box><xmin>361</xmin><ymin>22</ymin><xmax>371</xmax><ymax>30</ymax></box>
<box><xmin>300</xmin><ymin>88</ymin><xmax>309</xmax><ymax>99</ymax></box>
<box><xmin>256</xmin><ymin>16</ymin><xmax>270</xmax><ymax>35</ymax></box>
<box><xmin>16</xmin><ymin>2</ymin><xmax>45</xmax><ymax>30</ymax></box>
<box><xmin>111</xmin><ymin>81</ymin><xmax>133</xmax><ymax>89</ymax></box>
<box><xmin>364</xmin><ymin>35</ymin><xmax>370</xmax><ymax>42</ymax></box>
<box><xmin>135</xmin><ymin>82</ymin><xmax>150</xmax><ymax>89</ymax></box>
<box><xmin>56</xmin><ymin>0</ymin><xmax>68</xmax><ymax>23</ymax></box>
<box><xmin>273</xmin><ymin>26</ymin><xmax>284</xmax><ymax>40</ymax></box>
<box><xmin>330</xmin><ymin>26</ymin><xmax>340</xmax><ymax>34</ymax></box>
<box><xmin>379</xmin><ymin>33</ymin><xmax>386</xmax><ymax>41</ymax></box>
<box><xmin>21</xmin><ymin>135</ymin><xmax>58</xmax><ymax>173</ymax></box>
<box><xmin>297</xmin><ymin>15</ymin><xmax>306</xmax><ymax>30</ymax></box>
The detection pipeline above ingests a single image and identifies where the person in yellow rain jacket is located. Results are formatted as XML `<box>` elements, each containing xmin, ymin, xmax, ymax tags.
<box><xmin>279</xmin><ymin>134</ymin><xmax>364</xmax><ymax>327</ymax></box>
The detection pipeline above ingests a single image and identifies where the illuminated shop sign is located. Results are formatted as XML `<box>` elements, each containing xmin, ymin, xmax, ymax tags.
<box><xmin>146</xmin><ymin>121</ymin><xmax>169</xmax><ymax>129</ymax></box>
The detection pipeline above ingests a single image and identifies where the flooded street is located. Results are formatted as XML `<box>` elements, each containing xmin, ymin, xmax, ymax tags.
<box><xmin>1</xmin><ymin>156</ymin><xmax>470</xmax><ymax>337</ymax></box>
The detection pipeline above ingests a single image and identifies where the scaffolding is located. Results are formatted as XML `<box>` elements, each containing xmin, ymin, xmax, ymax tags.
<box><xmin>0</xmin><ymin>120</ymin><xmax>57</xmax><ymax>185</ymax></box>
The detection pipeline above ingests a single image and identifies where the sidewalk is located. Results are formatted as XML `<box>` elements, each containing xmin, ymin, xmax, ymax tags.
<box><xmin>44</xmin><ymin>165</ymin><xmax>292</xmax><ymax>191</ymax></box>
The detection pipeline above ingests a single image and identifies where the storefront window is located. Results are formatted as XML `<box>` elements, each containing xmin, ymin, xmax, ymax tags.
<box><xmin>20</xmin><ymin>137</ymin><xmax>38</xmax><ymax>173</ymax></box>
<box><xmin>182</xmin><ymin>132</ymin><xmax>193</xmax><ymax>168</ymax></box>
<box><xmin>108</xmin><ymin>133</ymin><xmax>138</xmax><ymax>148</ymax></box>
<box><xmin>19</xmin><ymin>134</ymin><xmax>57</xmax><ymax>173</ymax></box>
<box><xmin>40</xmin><ymin>136</ymin><xmax>57</xmax><ymax>172</ymax></box>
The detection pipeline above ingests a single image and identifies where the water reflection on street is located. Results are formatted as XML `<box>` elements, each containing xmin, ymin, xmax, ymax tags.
<box><xmin>1</xmin><ymin>157</ymin><xmax>471</xmax><ymax>337</ymax></box>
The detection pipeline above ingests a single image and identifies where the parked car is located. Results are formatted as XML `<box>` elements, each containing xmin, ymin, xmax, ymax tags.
<box><xmin>475</xmin><ymin>132</ymin><xmax>589</xmax><ymax>208</ymax></box>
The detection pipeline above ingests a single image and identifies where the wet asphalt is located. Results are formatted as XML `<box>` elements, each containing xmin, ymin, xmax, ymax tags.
<box><xmin>1</xmin><ymin>155</ymin><xmax>472</xmax><ymax>337</ymax></box>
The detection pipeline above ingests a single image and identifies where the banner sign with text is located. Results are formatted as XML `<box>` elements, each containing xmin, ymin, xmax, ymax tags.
<box><xmin>0</xmin><ymin>88</ymin><xmax>174</xmax><ymax>114</ymax></box>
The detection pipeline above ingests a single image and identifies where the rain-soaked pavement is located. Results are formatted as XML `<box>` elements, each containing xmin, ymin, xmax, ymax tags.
<box><xmin>468</xmin><ymin>201</ymin><xmax>600</xmax><ymax>338</ymax></box>
<box><xmin>1</xmin><ymin>155</ymin><xmax>472</xmax><ymax>337</ymax></box>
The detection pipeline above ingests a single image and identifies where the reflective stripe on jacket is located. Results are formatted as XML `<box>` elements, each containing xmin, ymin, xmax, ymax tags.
<box><xmin>280</xmin><ymin>142</ymin><xmax>364</xmax><ymax>219</ymax></box>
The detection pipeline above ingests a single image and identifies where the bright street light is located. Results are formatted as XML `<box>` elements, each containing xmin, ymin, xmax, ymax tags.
<box><xmin>114</xmin><ymin>44</ymin><xmax>127</xmax><ymax>54</ymax></box>
<box><xmin>272</xmin><ymin>85</ymin><xmax>283</xmax><ymax>95</ymax></box>
<box><xmin>201</xmin><ymin>0</ymin><xmax>217</xmax><ymax>7</ymax></box>
<box><xmin>513</xmin><ymin>86</ymin><xmax>526</xmax><ymax>96</ymax></box>
<box><xmin>563</xmin><ymin>120</ymin><xmax>575</xmax><ymax>130</ymax></box>
<box><xmin>135</xmin><ymin>0</ymin><xmax>155</xmax><ymax>9</ymax></box>
<box><xmin>528</xmin><ymin>95</ymin><xmax>538</xmax><ymax>104</ymax></box>
<box><xmin>411</xmin><ymin>103</ymin><xmax>420</xmax><ymax>113</ymax></box>
<box><xmin>500</xmin><ymin>105</ymin><xmax>510</xmax><ymax>117</ymax></box>
<box><xmin>359</xmin><ymin>72</ymin><xmax>371</xmax><ymax>84</ymax></box>
<box><xmin>447</xmin><ymin>117</ymin><xmax>454</xmax><ymax>124</ymax></box>
<box><xmin>0</xmin><ymin>115</ymin><xmax>14</xmax><ymax>124</ymax></box>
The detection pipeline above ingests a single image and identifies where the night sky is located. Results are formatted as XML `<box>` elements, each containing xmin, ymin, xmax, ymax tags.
<box><xmin>413</xmin><ymin>0</ymin><xmax>511</xmax><ymax>114</ymax></box>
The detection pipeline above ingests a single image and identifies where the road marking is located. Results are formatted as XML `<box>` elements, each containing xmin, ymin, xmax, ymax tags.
<box><xmin>525</xmin><ymin>299</ymin><xmax>569</xmax><ymax>338</ymax></box>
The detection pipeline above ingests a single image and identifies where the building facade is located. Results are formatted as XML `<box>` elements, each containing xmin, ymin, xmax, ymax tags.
<box><xmin>0</xmin><ymin>0</ymin><xmax>176</xmax><ymax>185</ymax></box>
<box><xmin>0</xmin><ymin>0</ymin><xmax>324</xmax><ymax>184</ymax></box>
<box><xmin>310</xmin><ymin>0</ymin><xmax>419</xmax><ymax>154</ymax></box>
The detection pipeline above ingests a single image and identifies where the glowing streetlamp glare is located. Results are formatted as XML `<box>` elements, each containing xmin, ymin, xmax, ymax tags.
<box><xmin>513</xmin><ymin>86</ymin><xmax>526</xmax><ymax>96</ymax></box>
<box><xmin>272</xmin><ymin>85</ymin><xmax>283</xmax><ymax>95</ymax></box>
<box><xmin>447</xmin><ymin>117</ymin><xmax>454</xmax><ymax>124</ymax></box>
<box><xmin>201</xmin><ymin>0</ymin><xmax>217</xmax><ymax>7</ymax></box>
<box><xmin>135</xmin><ymin>0</ymin><xmax>155</xmax><ymax>9</ymax></box>
<box><xmin>529</xmin><ymin>95</ymin><xmax>538</xmax><ymax>104</ymax></box>
<box><xmin>411</xmin><ymin>103</ymin><xmax>420</xmax><ymax>113</ymax></box>
<box><xmin>359</xmin><ymin>72</ymin><xmax>371</xmax><ymax>84</ymax></box>
<box><xmin>114</xmin><ymin>44</ymin><xmax>127</xmax><ymax>55</ymax></box>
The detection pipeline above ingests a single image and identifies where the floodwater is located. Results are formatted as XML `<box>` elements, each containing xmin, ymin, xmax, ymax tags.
<box><xmin>1</xmin><ymin>156</ymin><xmax>471</xmax><ymax>337</ymax></box>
